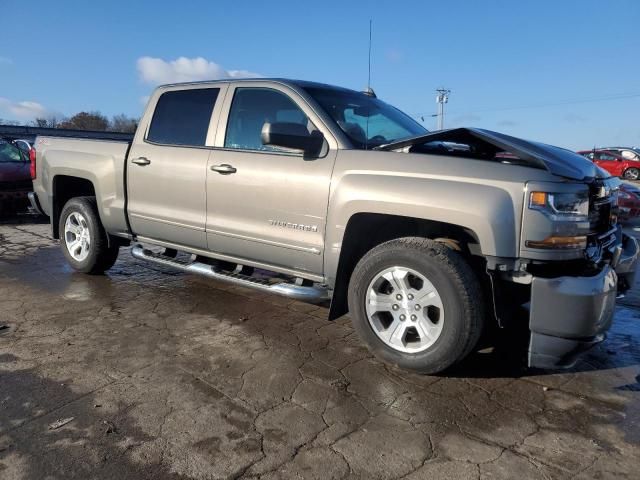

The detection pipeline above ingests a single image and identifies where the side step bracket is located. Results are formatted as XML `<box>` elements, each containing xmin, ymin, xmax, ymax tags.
<box><xmin>131</xmin><ymin>245</ymin><xmax>330</xmax><ymax>304</ymax></box>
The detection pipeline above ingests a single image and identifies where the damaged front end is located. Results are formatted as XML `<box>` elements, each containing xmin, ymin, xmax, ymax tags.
<box><xmin>509</xmin><ymin>176</ymin><xmax>637</xmax><ymax>369</ymax></box>
<box><xmin>378</xmin><ymin>128</ymin><xmax>639</xmax><ymax>369</ymax></box>
<box><xmin>524</xmin><ymin>178</ymin><xmax>639</xmax><ymax>368</ymax></box>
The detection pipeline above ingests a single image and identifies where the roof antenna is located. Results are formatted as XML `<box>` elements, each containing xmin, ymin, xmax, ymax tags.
<box><xmin>364</xmin><ymin>19</ymin><xmax>374</xmax><ymax>150</ymax></box>
<box><xmin>364</xmin><ymin>20</ymin><xmax>376</xmax><ymax>98</ymax></box>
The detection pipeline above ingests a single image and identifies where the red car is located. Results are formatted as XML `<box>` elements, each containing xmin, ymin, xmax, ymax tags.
<box><xmin>0</xmin><ymin>139</ymin><xmax>32</xmax><ymax>215</ymax></box>
<box><xmin>618</xmin><ymin>182</ymin><xmax>640</xmax><ymax>223</ymax></box>
<box><xmin>577</xmin><ymin>150</ymin><xmax>640</xmax><ymax>180</ymax></box>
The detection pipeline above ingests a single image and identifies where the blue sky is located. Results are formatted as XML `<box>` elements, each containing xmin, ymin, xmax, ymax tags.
<box><xmin>1</xmin><ymin>0</ymin><xmax>638</xmax><ymax>149</ymax></box>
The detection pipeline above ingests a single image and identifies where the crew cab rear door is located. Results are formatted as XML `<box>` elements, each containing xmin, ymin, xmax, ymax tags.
<box><xmin>205</xmin><ymin>82</ymin><xmax>338</xmax><ymax>278</ymax></box>
<box><xmin>127</xmin><ymin>84</ymin><xmax>228</xmax><ymax>249</ymax></box>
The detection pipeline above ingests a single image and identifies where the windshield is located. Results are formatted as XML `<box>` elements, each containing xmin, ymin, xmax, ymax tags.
<box><xmin>303</xmin><ymin>86</ymin><xmax>427</xmax><ymax>149</ymax></box>
<box><xmin>0</xmin><ymin>140</ymin><xmax>25</xmax><ymax>163</ymax></box>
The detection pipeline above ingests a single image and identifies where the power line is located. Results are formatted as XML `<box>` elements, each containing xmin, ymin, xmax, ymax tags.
<box><xmin>412</xmin><ymin>91</ymin><xmax>640</xmax><ymax>118</ymax></box>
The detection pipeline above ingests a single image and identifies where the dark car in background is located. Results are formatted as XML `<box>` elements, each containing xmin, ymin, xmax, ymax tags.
<box><xmin>577</xmin><ymin>149</ymin><xmax>640</xmax><ymax>180</ymax></box>
<box><xmin>618</xmin><ymin>182</ymin><xmax>640</xmax><ymax>223</ymax></box>
<box><xmin>0</xmin><ymin>138</ymin><xmax>32</xmax><ymax>215</ymax></box>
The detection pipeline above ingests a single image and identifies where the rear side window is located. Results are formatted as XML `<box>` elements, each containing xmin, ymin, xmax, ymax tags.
<box><xmin>147</xmin><ymin>88</ymin><xmax>219</xmax><ymax>146</ymax></box>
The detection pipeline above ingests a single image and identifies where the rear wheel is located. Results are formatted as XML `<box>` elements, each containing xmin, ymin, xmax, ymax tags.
<box><xmin>624</xmin><ymin>168</ymin><xmax>639</xmax><ymax>180</ymax></box>
<box><xmin>348</xmin><ymin>237</ymin><xmax>484</xmax><ymax>374</ymax></box>
<box><xmin>59</xmin><ymin>197</ymin><xmax>119</xmax><ymax>274</ymax></box>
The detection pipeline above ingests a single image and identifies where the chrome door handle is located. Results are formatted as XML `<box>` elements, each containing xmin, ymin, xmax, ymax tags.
<box><xmin>211</xmin><ymin>164</ymin><xmax>237</xmax><ymax>175</ymax></box>
<box><xmin>131</xmin><ymin>157</ymin><xmax>151</xmax><ymax>166</ymax></box>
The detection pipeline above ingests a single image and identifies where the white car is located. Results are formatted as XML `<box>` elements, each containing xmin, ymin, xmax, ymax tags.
<box><xmin>601</xmin><ymin>147</ymin><xmax>640</xmax><ymax>161</ymax></box>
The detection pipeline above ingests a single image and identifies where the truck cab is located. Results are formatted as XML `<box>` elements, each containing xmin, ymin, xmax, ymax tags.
<box><xmin>126</xmin><ymin>80</ymin><xmax>342</xmax><ymax>280</ymax></box>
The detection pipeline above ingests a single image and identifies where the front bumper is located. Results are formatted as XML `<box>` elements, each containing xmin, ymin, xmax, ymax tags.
<box><xmin>528</xmin><ymin>233</ymin><xmax>639</xmax><ymax>369</ymax></box>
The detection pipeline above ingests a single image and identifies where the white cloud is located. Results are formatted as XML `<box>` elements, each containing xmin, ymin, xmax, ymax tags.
<box><xmin>0</xmin><ymin>97</ymin><xmax>50</xmax><ymax>120</ymax></box>
<box><xmin>137</xmin><ymin>56</ymin><xmax>260</xmax><ymax>86</ymax></box>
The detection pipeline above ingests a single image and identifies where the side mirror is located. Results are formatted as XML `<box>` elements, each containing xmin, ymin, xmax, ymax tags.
<box><xmin>261</xmin><ymin>122</ymin><xmax>324</xmax><ymax>156</ymax></box>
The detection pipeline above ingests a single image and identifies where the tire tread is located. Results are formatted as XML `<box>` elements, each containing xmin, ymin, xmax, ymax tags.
<box><xmin>59</xmin><ymin>196</ymin><xmax>119</xmax><ymax>274</ymax></box>
<box><xmin>348</xmin><ymin>236</ymin><xmax>484</xmax><ymax>374</ymax></box>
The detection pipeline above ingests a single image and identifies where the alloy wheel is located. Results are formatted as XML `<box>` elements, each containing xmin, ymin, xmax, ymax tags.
<box><xmin>64</xmin><ymin>212</ymin><xmax>91</xmax><ymax>262</ymax></box>
<box><xmin>365</xmin><ymin>266</ymin><xmax>445</xmax><ymax>353</ymax></box>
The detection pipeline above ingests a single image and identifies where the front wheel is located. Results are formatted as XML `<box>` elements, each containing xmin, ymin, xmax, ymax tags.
<box><xmin>347</xmin><ymin>237</ymin><xmax>484</xmax><ymax>374</ymax></box>
<box><xmin>59</xmin><ymin>197</ymin><xmax>119</xmax><ymax>274</ymax></box>
<box><xmin>623</xmin><ymin>168</ymin><xmax>640</xmax><ymax>180</ymax></box>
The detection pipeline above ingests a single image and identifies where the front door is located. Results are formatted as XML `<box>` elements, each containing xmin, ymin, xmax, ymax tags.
<box><xmin>205</xmin><ymin>86</ymin><xmax>336</xmax><ymax>277</ymax></box>
<box><xmin>127</xmin><ymin>86</ymin><xmax>225</xmax><ymax>249</ymax></box>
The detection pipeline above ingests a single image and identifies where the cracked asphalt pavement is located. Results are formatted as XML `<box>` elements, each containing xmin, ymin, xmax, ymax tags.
<box><xmin>1</xmin><ymin>218</ymin><xmax>640</xmax><ymax>479</ymax></box>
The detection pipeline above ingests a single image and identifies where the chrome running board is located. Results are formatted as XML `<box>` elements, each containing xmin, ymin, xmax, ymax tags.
<box><xmin>131</xmin><ymin>244</ymin><xmax>330</xmax><ymax>304</ymax></box>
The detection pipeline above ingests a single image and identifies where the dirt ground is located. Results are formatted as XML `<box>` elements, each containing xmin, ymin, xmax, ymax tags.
<box><xmin>1</xmin><ymin>218</ymin><xmax>639</xmax><ymax>479</ymax></box>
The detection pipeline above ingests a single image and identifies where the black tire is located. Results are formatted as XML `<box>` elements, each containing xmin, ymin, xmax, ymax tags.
<box><xmin>623</xmin><ymin>168</ymin><xmax>639</xmax><ymax>180</ymax></box>
<box><xmin>59</xmin><ymin>196</ymin><xmax>119</xmax><ymax>274</ymax></box>
<box><xmin>347</xmin><ymin>237</ymin><xmax>484</xmax><ymax>374</ymax></box>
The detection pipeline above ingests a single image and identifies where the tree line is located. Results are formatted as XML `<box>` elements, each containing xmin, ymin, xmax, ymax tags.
<box><xmin>1</xmin><ymin>112</ymin><xmax>139</xmax><ymax>133</ymax></box>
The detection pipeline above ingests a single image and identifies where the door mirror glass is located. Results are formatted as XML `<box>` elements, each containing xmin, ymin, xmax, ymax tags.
<box><xmin>261</xmin><ymin>122</ymin><xmax>324</xmax><ymax>157</ymax></box>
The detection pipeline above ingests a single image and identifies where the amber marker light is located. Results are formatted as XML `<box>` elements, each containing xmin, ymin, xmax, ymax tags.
<box><xmin>529</xmin><ymin>191</ymin><xmax>547</xmax><ymax>208</ymax></box>
<box><xmin>525</xmin><ymin>236</ymin><xmax>587</xmax><ymax>250</ymax></box>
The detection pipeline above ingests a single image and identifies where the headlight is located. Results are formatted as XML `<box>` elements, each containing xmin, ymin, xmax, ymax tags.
<box><xmin>525</xmin><ymin>190</ymin><xmax>589</xmax><ymax>250</ymax></box>
<box><xmin>529</xmin><ymin>191</ymin><xmax>589</xmax><ymax>220</ymax></box>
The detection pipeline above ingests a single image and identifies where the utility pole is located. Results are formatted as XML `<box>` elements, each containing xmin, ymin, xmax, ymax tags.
<box><xmin>435</xmin><ymin>88</ymin><xmax>450</xmax><ymax>130</ymax></box>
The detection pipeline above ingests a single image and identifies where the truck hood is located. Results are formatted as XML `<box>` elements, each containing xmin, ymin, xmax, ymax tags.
<box><xmin>375</xmin><ymin>128</ymin><xmax>603</xmax><ymax>181</ymax></box>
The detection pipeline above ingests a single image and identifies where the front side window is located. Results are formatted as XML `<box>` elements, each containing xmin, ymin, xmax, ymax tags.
<box><xmin>304</xmin><ymin>86</ymin><xmax>427</xmax><ymax>149</ymax></box>
<box><xmin>0</xmin><ymin>140</ymin><xmax>24</xmax><ymax>163</ymax></box>
<box><xmin>147</xmin><ymin>88</ymin><xmax>219</xmax><ymax>146</ymax></box>
<box><xmin>224</xmin><ymin>88</ymin><xmax>309</xmax><ymax>152</ymax></box>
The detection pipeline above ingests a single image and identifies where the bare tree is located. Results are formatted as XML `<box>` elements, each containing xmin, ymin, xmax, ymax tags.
<box><xmin>57</xmin><ymin>111</ymin><xmax>109</xmax><ymax>131</ymax></box>
<box><xmin>109</xmin><ymin>114</ymin><xmax>138</xmax><ymax>133</ymax></box>
<box><xmin>33</xmin><ymin>116</ymin><xmax>59</xmax><ymax>128</ymax></box>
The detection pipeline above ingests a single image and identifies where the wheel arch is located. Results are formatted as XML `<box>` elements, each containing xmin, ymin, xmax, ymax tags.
<box><xmin>51</xmin><ymin>175</ymin><xmax>97</xmax><ymax>239</ymax></box>
<box><xmin>327</xmin><ymin>213</ymin><xmax>483</xmax><ymax>320</ymax></box>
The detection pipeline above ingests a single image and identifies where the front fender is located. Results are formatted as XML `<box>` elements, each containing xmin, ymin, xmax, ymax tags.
<box><xmin>324</xmin><ymin>170</ymin><xmax>522</xmax><ymax>283</ymax></box>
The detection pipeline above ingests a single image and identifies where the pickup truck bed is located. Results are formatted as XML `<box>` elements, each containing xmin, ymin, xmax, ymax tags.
<box><xmin>33</xmin><ymin>136</ymin><xmax>132</xmax><ymax>238</ymax></box>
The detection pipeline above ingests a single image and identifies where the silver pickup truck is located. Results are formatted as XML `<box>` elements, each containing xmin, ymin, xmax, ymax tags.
<box><xmin>30</xmin><ymin>78</ymin><xmax>638</xmax><ymax>374</ymax></box>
